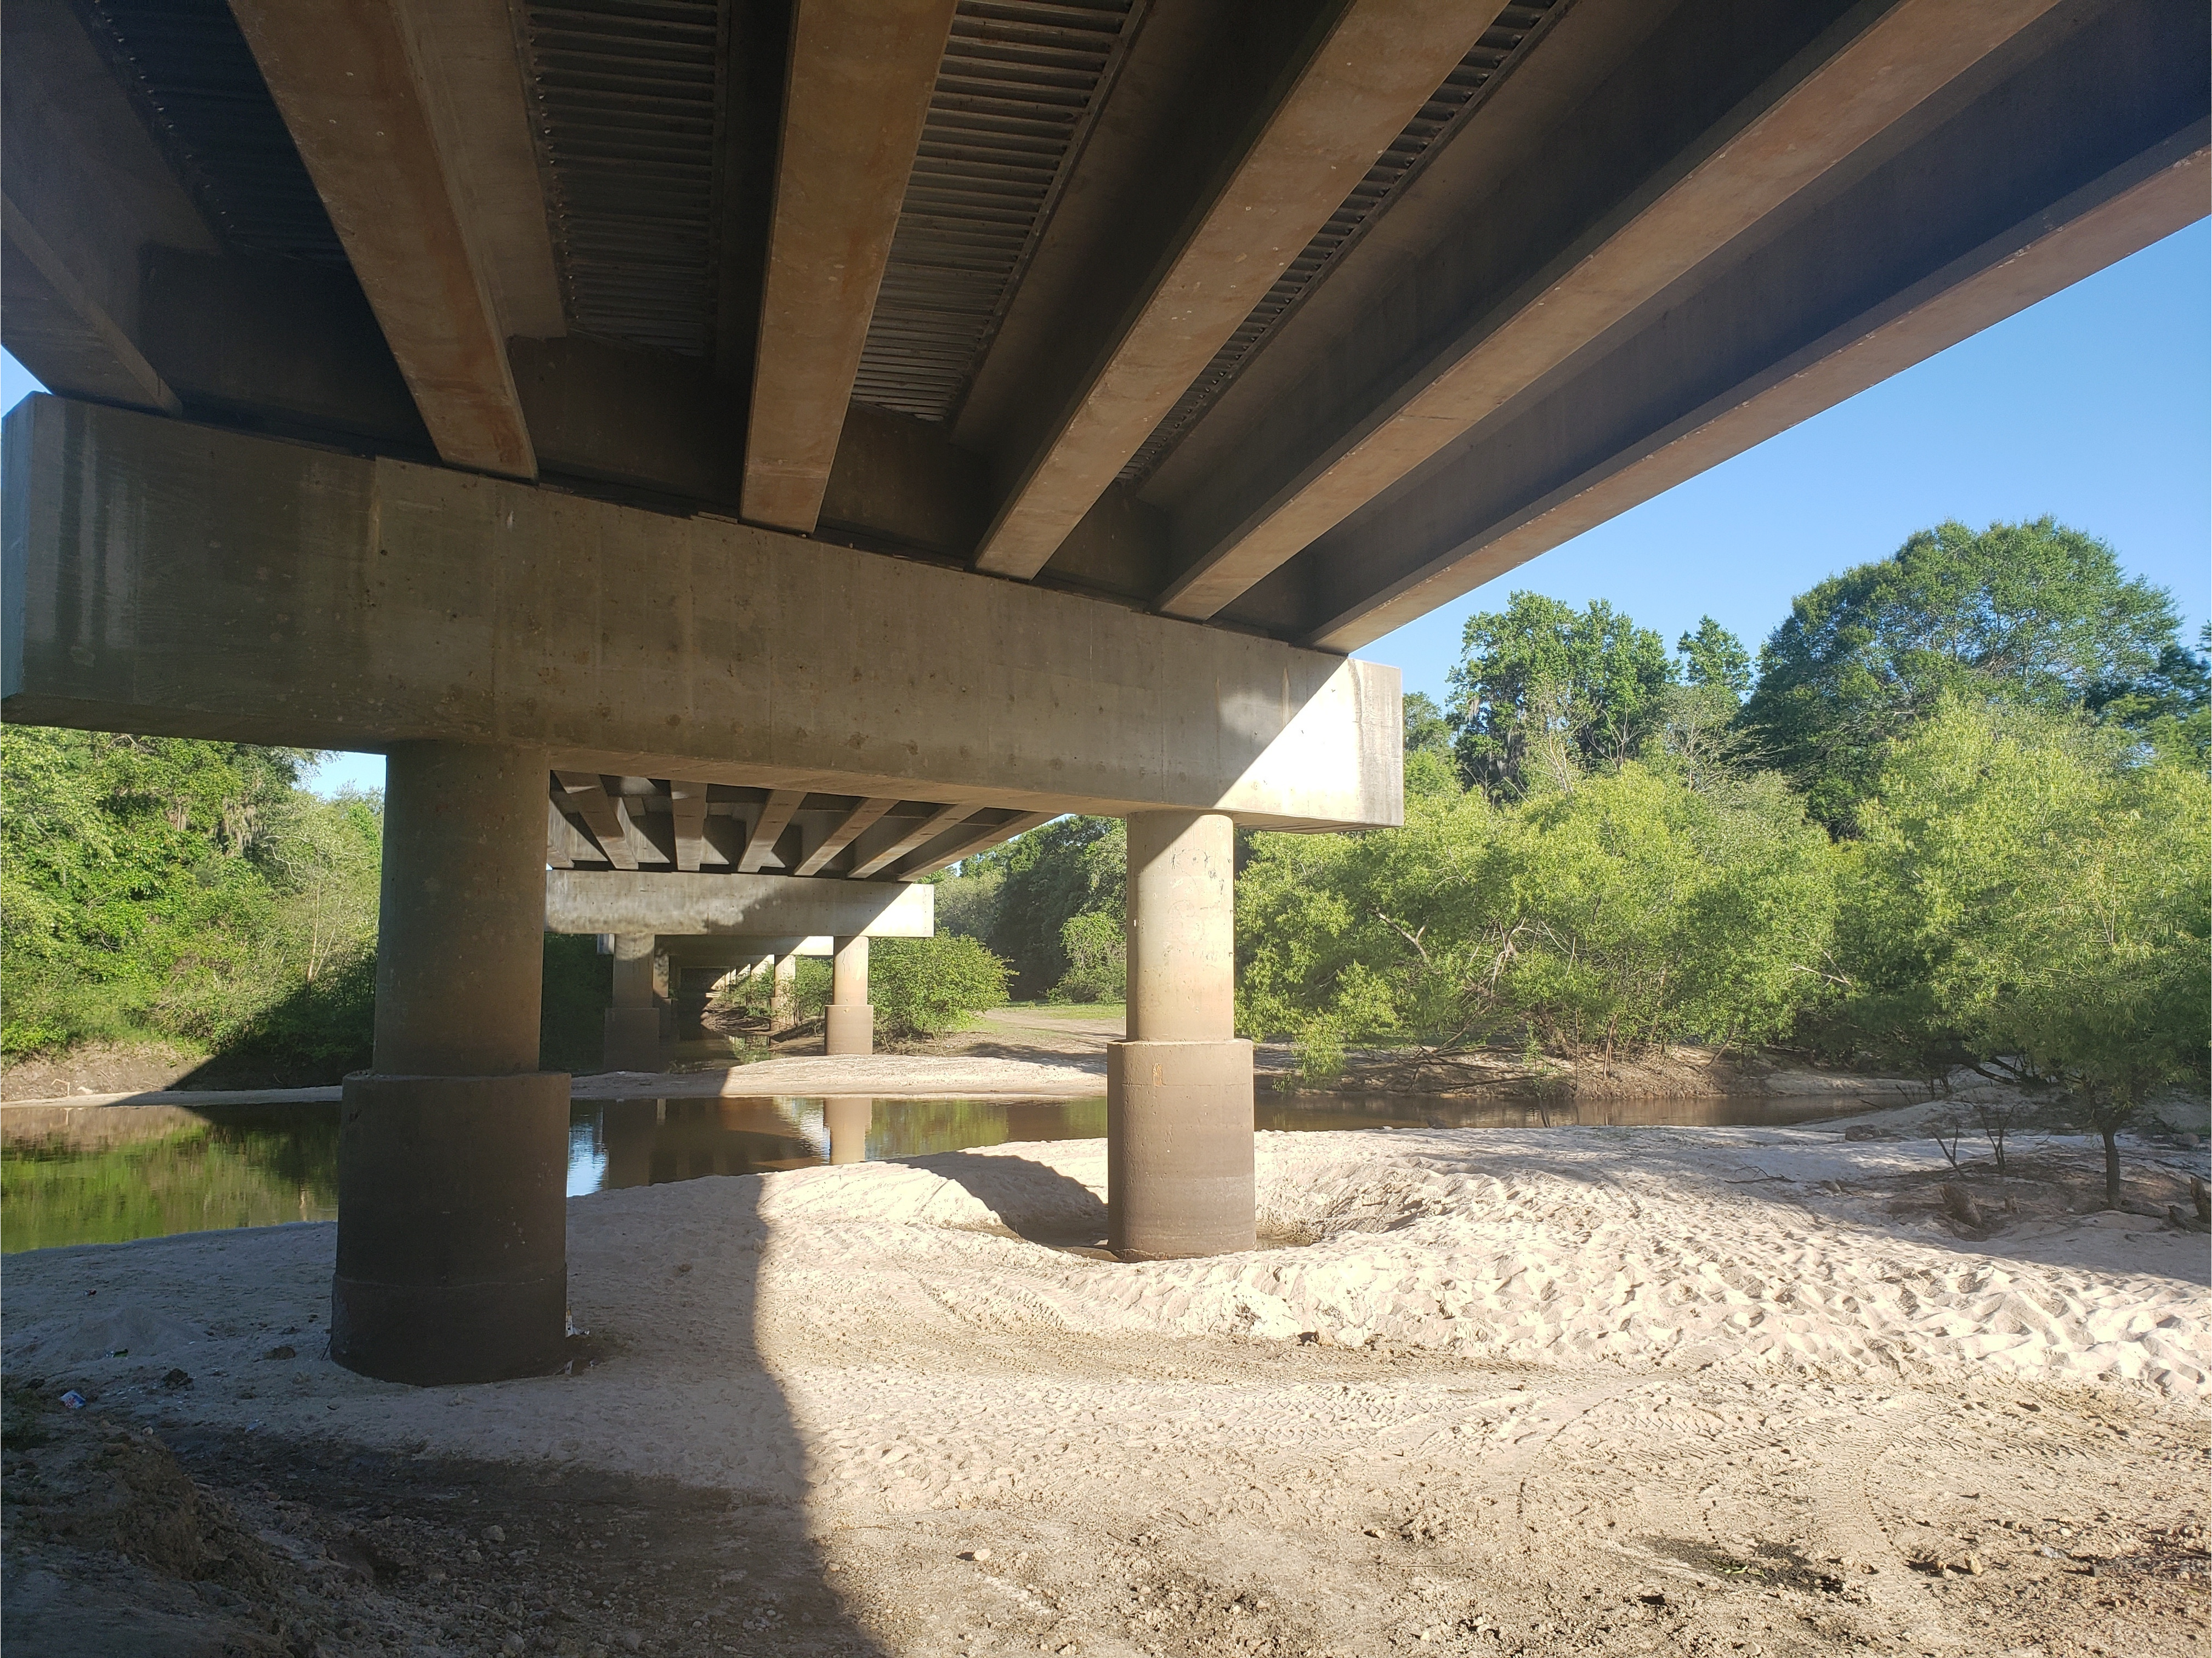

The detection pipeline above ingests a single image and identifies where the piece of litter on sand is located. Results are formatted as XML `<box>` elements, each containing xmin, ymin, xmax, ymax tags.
<box><xmin>58</xmin><ymin>1390</ymin><xmax>84</xmax><ymax>1409</ymax></box>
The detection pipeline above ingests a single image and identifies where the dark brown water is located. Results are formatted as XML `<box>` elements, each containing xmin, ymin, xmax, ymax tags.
<box><xmin>0</xmin><ymin>1090</ymin><xmax>1878</xmax><ymax>1252</ymax></box>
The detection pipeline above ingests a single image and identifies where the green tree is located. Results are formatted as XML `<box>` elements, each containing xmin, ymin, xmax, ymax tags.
<box><xmin>1841</xmin><ymin>700</ymin><xmax>2209</xmax><ymax>1206</ymax></box>
<box><xmin>1403</xmin><ymin>691</ymin><xmax>1453</xmax><ymax>757</ymax></box>
<box><xmin>1446</xmin><ymin>593</ymin><xmax>1674</xmax><ymax>797</ymax></box>
<box><xmin>0</xmin><ymin>727</ymin><xmax>392</xmax><ymax>1081</ymax></box>
<box><xmin>1051</xmin><ymin>909</ymin><xmax>1125</xmax><ymax>1004</ymax></box>
<box><xmin>262</xmin><ymin>790</ymin><xmax>383</xmax><ymax>984</ymax></box>
<box><xmin>928</xmin><ymin>864</ymin><xmax>1005</xmax><ymax>942</ymax></box>
<box><xmin>965</xmin><ymin>816</ymin><xmax>1124</xmax><ymax>998</ymax></box>
<box><xmin>1676</xmin><ymin>616</ymin><xmax>1752</xmax><ymax>697</ymax></box>
<box><xmin>1745</xmin><ymin>519</ymin><xmax>2190</xmax><ymax>826</ymax></box>
<box><xmin>2</xmin><ymin>729</ymin><xmax>309</xmax><ymax>1054</ymax></box>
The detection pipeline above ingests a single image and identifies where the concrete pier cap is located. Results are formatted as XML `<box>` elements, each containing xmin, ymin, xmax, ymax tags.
<box><xmin>548</xmin><ymin>873</ymin><xmax>935</xmax><ymax>1068</ymax></box>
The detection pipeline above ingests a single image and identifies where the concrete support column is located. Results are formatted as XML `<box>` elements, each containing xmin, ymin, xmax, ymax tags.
<box><xmin>824</xmin><ymin>1096</ymin><xmax>872</xmax><ymax>1165</ymax></box>
<box><xmin>826</xmin><ymin>933</ymin><xmax>874</xmax><ymax>1056</ymax></box>
<box><xmin>333</xmin><ymin>742</ymin><xmax>569</xmax><ymax>1385</ymax></box>
<box><xmin>1108</xmin><ymin>810</ymin><xmax>1254</xmax><ymax>1259</ymax></box>
<box><xmin>770</xmin><ymin>951</ymin><xmax>798</xmax><ymax>1034</ymax></box>
<box><xmin>603</xmin><ymin>933</ymin><xmax>661</xmax><ymax>1071</ymax></box>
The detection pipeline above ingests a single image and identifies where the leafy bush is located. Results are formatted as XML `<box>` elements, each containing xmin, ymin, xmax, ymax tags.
<box><xmin>1239</xmin><ymin>759</ymin><xmax>1840</xmax><ymax>1059</ymax></box>
<box><xmin>1050</xmin><ymin>909</ymin><xmax>1125</xmax><ymax>1003</ymax></box>
<box><xmin>1</xmin><ymin>727</ymin><xmax>383</xmax><ymax>1076</ymax></box>
<box><xmin>871</xmin><ymin>934</ymin><xmax>1011</xmax><ymax>1038</ymax></box>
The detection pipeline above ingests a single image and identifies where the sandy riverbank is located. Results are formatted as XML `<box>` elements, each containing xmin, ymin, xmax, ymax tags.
<box><xmin>5</xmin><ymin>1125</ymin><xmax>2208</xmax><ymax>1657</ymax></box>
<box><xmin>2</xmin><ymin>1007</ymin><xmax>1969</xmax><ymax>1114</ymax></box>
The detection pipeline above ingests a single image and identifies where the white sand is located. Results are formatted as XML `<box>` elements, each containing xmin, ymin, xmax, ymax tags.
<box><xmin>12</xmin><ymin>1126</ymin><xmax>2210</xmax><ymax>1655</ymax></box>
<box><xmin>9</xmin><ymin>1128</ymin><xmax>2205</xmax><ymax>1445</ymax></box>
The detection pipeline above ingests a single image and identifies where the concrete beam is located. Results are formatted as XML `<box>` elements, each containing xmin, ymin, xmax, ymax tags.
<box><xmin>970</xmin><ymin>0</ymin><xmax>1504</xmax><ymax>581</ymax></box>
<box><xmin>546</xmin><ymin>871</ymin><xmax>933</xmax><ymax>937</ymax></box>
<box><xmin>393</xmin><ymin>0</ymin><xmax>564</xmax><ymax>343</ymax></box>
<box><xmin>1284</xmin><ymin>1</ymin><xmax>2212</xmax><ymax>649</ymax></box>
<box><xmin>0</xmin><ymin>194</ymin><xmax>178</xmax><ymax>416</ymax></box>
<box><xmin>795</xmin><ymin>798</ymin><xmax>898</xmax><ymax>877</ymax></box>
<box><xmin>849</xmin><ymin>803</ymin><xmax>972</xmax><ymax>879</ymax></box>
<box><xmin>896</xmin><ymin>811</ymin><xmax>1053</xmax><ymax>881</ymax></box>
<box><xmin>0</xmin><ymin>0</ymin><xmax>214</xmax><ymax>409</ymax></box>
<box><xmin>553</xmin><ymin>774</ymin><xmax>638</xmax><ymax>872</ymax></box>
<box><xmin>670</xmin><ymin>783</ymin><xmax>709</xmax><ymax>873</ymax></box>
<box><xmin>1154</xmin><ymin>0</ymin><xmax>2086</xmax><ymax>621</ymax></box>
<box><xmin>739</xmin><ymin>791</ymin><xmax>807</xmax><ymax>875</ymax></box>
<box><xmin>2</xmin><ymin>0</ymin><xmax>432</xmax><ymax>451</ymax></box>
<box><xmin>137</xmin><ymin>249</ymin><xmax>433</xmax><ymax>451</ymax></box>
<box><xmin>2</xmin><ymin>396</ymin><xmax>1400</xmax><ymax>831</ymax></box>
<box><xmin>741</xmin><ymin>0</ymin><xmax>958</xmax><ymax>532</ymax></box>
<box><xmin>230</xmin><ymin>0</ymin><xmax>535</xmax><ymax>478</ymax></box>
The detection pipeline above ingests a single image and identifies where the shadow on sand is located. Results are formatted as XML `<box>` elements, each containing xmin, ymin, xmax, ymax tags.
<box><xmin>0</xmin><ymin>1105</ymin><xmax>892</xmax><ymax>1656</ymax></box>
<box><xmin>904</xmin><ymin>1146</ymin><xmax>1111</xmax><ymax>1252</ymax></box>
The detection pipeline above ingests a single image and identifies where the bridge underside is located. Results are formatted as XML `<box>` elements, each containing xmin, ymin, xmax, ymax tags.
<box><xmin>3</xmin><ymin>0</ymin><xmax>2202</xmax><ymax>1383</ymax></box>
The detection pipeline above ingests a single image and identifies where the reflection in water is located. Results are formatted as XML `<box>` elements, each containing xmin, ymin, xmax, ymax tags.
<box><xmin>1</xmin><ymin>1105</ymin><xmax>342</xmax><ymax>1253</ymax></box>
<box><xmin>2</xmin><ymin>1089</ymin><xmax>1874</xmax><ymax>1252</ymax></box>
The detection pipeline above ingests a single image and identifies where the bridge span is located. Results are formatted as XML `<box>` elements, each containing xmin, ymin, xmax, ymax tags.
<box><xmin>3</xmin><ymin>0</ymin><xmax>2202</xmax><ymax>1383</ymax></box>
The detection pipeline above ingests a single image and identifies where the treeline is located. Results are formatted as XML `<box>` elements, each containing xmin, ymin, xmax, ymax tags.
<box><xmin>1245</xmin><ymin>519</ymin><xmax>2209</xmax><ymax>1118</ymax></box>
<box><xmin>934</xmin><ymin>815</ymin><xmax>1127</xmax><ymax>1004</ymax></box>
<box><xmin>0</xmin><ymin>734</ymin><xmax>383</xmax><ymax>1080</ymax></box>
<box><xmin>0</xmin><ymin>733</ymin><xmax>617</xmax><ymax>1081</ymax></box>
<box><xmin>0</xmin><ymin>730</ymin><xmax>1009</xmax><ymax>1078</ymax></box>
<box><xmin>950</xmin><ymin>520</ymin><xmax>2210</xmax><ymax>1142</ymax></box>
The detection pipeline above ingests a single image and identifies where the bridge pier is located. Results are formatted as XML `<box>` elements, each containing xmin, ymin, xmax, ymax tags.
<box><xmin>826</xmin><ymin>934</ymin><xmax>874</xmax><ymax>1056</ymax></box>
<box><xmin>769</xmin><ymin>950</ymin><xmax>799</xmax><ymax>1034</ymax></box>
<box><xmin>825</xmin><ymin>1097</ymin><xmax>872</xmax><ymax>1165</ymax></box>
<box><xmin>603</xmin><ymin>934</ymin><xmax>662</xmax><ymax>1072</ymax></box>
<box><xmin>1108</xmin><ymin>810</ymin><xmax>1255</xmax><ymax>1260</ymax></box>
<box><xmin>332</xmin><ymin>742</ymin><xmax>569</xmax><ymax>1385</ymax></box>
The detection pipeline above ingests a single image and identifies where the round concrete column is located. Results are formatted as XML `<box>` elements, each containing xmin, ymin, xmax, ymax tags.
<box><xmin>824</xmin><ymin>1096</ymin><xmax>872</xmax><ymax>1164</ymax></box>
<box><xmin>826</xmin><ymin>933</ymin><xmax>874</xmax><ymax>1055</ymax></box>
<box><xmin>770</xmin><ymin>951</ymin><xmax>799</xmax><ymax>1033</ymax></box>
<box><xmin>1108</xmin><ymin>810</ymin><xmax>1255</xmax><ymax>1259</ymax></box>
<box><xmin>602</xmin><ymin>933</ymin><xmax>661</xmax><ymax>1071</ymax></box>
<box><xmin>333</xmin><ymin>742</ymin><xmax>568</xmax><ymax>1386</ymax></box>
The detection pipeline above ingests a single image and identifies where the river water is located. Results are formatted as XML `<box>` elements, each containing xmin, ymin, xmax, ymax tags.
<box><xmin>0</xmin><ymin>1091</ymin><xmax>1880</xmax><ymax>1253</ymax></box>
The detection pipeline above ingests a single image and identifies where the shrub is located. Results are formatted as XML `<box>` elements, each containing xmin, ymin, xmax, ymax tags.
<box><xmin>871</xmin><ymin>934</ymin><xmax>1011</xmax><ymax>1038</ymax></box>
<box><xmin>1050</xmin><ymin>909</ymin><xmax>1125</xmax><ymax>1003</ymax></box>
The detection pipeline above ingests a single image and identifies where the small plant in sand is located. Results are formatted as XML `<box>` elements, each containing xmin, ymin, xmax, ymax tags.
<box><xmin>1971</xmin><ymin>1097</ymin><xmax>2028</xmax><ymax>1179</ymax></box>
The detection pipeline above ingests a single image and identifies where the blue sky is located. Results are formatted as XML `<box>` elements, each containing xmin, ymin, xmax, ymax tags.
<box><xmin>5</xmin><ymin>221</ymin><xmax>2204</xmax><ymax>798</ymax></box>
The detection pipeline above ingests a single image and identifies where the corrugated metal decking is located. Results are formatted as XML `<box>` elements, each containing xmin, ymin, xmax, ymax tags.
<box><xmin>73</xmin><ymin>0</ymin><xmax>346</xmax><ymax>266</ymax></box>
<box><xmin>1115</xmin><ymin>0</ymin><xmax>1570</xmax><ymax>486</ymax></box>
<box><xmin>852</xmin><ymin>0</ymin><xmax>1139</xmax><ymax>423</ymax></box>
<box><xmin>520</xmin><ymin>0</ymin><xmax>722</xmax><ymax>359</ymax></box>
